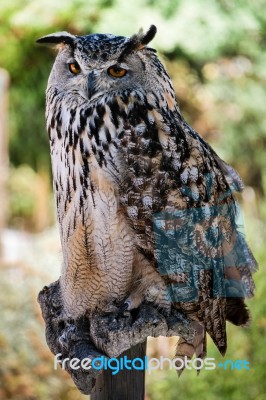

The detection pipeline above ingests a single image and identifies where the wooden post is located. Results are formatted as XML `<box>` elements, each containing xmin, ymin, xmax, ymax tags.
<box><xmin>91</xmin><ymin>341</ymin><xmax>147</xmax><ymax>400</ymax></box>
<box><xmin>0</xmin><ymin>69</ymin><xmax>9</xmax><ymax>256</ymax></box>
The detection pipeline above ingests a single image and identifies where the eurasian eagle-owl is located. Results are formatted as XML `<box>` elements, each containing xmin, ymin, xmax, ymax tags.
<box><xmin>37</xmin><ymin>26</ymin><xmax>257</xmax><ymax>360</ymax></box>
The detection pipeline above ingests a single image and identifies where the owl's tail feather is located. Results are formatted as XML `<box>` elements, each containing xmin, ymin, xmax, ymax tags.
<box><xmin>226</xmin><ymin>297</ymin><xmax>251</xmax><ymax>326</ymax></box>
<box><xmin>175</xmin><ymin>321</ymin><xmax>206</xmax><ymax>376</ymax></box>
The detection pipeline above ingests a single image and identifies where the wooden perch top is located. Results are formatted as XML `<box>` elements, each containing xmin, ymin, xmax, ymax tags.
<box><xmin>38</xmin><ymin>279</ymin><xmax>195</xmax><ymax>395</ymax></box>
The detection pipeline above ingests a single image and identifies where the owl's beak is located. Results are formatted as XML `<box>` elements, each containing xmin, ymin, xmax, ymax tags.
<box><xmin>87</xmin><ymin>71</ymin><xmax>97</xmax><ymax>99</ymax></box>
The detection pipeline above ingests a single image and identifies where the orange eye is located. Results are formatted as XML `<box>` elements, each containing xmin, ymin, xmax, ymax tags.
<box><xmin>108</xmin><ymin>65</ymin><xmax>127</xmax><ymax>78</ymax></box>
<box><xmin>69</xmin><ymin>62</ymin><xmax>81</xmax><ymax>75</ymax></box>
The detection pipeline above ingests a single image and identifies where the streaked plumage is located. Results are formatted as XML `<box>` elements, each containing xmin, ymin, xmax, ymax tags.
<box><xmin>38</xmin><ymin>26</ymin><xmax>257</xmax><ymax>361</ymax></box>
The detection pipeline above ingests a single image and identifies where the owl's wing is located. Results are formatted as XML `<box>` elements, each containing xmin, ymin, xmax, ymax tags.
<box><xmin>117</xmin><ymin>95</ymin><xmax>257</xmax><ymax>355</ymax></box>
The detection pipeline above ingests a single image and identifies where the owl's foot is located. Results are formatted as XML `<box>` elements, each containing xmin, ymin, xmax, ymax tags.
<box><xmin>175</xmin><ymin>321</ymin><xmax>206</xmax><ymax>376</ymax></box>
<box><xmin>120</xmin><ymin>285</ymin><xmax>171</xmax><ymax>315</ymax></box>
<box><xmin>119</xmin><ymin>292</ymin><xmax>144</xmax><ymax>313</ymax></box>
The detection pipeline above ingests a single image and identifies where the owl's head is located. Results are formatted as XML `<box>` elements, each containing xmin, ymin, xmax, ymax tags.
<box><xmin>37</xmin><ymin>26</ymin><xmax>172</xmax><ymax>102</ymax></box>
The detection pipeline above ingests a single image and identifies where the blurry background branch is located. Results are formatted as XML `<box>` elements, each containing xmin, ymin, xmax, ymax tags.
<box><xmin>0</xmin><ymin>68</ymin><xmax>9</xmax><ymax>256</ymax></box>
<box><xmin>0</xmin><ymin>1</ymin><xmax>266</xmax><ymax>399</ymax></box>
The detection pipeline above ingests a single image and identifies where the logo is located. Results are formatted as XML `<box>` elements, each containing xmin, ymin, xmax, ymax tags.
<box><xmin>54</xmin><ymin>354</ymin><xmax>250</xmax><ymax>375</ymax></box>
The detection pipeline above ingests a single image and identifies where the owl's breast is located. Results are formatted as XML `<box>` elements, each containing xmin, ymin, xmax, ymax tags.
<box><xmin>48</xmin><ymin>110</ymin><xmax>134</xmax><ymax>317</ymax></box>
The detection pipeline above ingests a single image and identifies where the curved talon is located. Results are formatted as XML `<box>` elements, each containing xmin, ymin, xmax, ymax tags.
<box><xmin>119</xmin><ymin>301</ymin><xmax>131</xmax><ymax>314</ymax></box>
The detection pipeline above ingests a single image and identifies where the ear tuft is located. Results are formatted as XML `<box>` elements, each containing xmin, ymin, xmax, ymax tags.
<box><xmin>36</xmin><ymin>31</ymin><xmax>76</xmax><ymax>48</ymax></box>
<box><xmin>118</xmin><ymin>25</ymin><xmax>157</xmax><ymax>61</ymax></box>
<box><xmin>140</xmin><ymin>25</ymin><xmax>157</xmax><ymax>46</ymax></box>
<box><xmin>130</xmin><ymin>25</ymin><xmax>157</xmax><ymax>50</ymax></box>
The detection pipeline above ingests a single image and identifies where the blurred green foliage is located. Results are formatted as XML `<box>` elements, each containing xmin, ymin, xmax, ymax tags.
<box><xmin>7</xmin><ymin>165</ymin><xmax>54</xmax><ymax>231</ymax></box>
<box><xmin>0</xmin><ymin>0</ymin><xmax>265</xmax><ymax>399</ymax></box>
<box><xmin>8</xmin><ymin>165</ymin><xmax>39</xmax><ymax>227</ymax></box>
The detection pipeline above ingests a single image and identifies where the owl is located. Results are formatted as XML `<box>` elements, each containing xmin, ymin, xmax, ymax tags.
<box><xmin>37</xmin><ymin>25</ymin><xmax>257</xmax><ymax>362</ymax></box>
